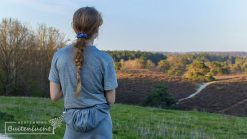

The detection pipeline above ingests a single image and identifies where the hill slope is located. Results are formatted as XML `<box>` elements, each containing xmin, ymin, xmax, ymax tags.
<box><xmin>0</xmin><ymin>96</ymin><xmax>247</xmax><ymax>139</ymax></box>
<box><xmin>116</xmin><ymin>69</ymin><xmax>196</xmax><ymax>105</ymax></box>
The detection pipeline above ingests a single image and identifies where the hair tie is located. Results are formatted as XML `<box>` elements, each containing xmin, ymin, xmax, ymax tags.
<box><xmin>76</xmin><ymin>32</ymin><xmax>88</xmax><ymax>39</ymax></box>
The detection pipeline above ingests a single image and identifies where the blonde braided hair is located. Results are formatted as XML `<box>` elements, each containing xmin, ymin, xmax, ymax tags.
<box><xmin>72</xmin><ymin>7</ymin><xmax>103</xmax><ymax>97</ymax></box>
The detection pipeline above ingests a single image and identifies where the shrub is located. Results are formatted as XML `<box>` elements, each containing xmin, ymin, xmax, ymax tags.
<box><xmin>120</xmin><ymin>58</ymin><xmax>145</xmax><ymax>69</ymax></box>
<box><xmin>145</xmin><ymin>59</ymin><xmax>155</xmax><ymax>70</ymax></box>
<box><xmin>0</xmin><ymin>111</ymin><xmax>15</xmax><ymax>121</ymax></box>
<box><xmin>114</xmin><ymin>62</ymin><xmax>121</xmax><ymax>70</ymax></box>
<box><xmin>143</xmin><ymin>84</ymin><xmax>176</xmax><ymax>108</ymax></box>
<box><xmin>158</xmin><ymin>59</ymin><xmax>170</xmax><ymax>72</ymax></box>
<box><xmin>0</xmin><ymin>69</ymin><xmax>5</xmax><ymax>94</ymax></box>
<box><xmin>27</xmin><ymin>79</ymin><xmax>43</xmax><ymax>97</ymax></box>
<box><xmin>183</xmin><ymin>61</ymin><xmax>215</xmax><ymax>81</ymax></box>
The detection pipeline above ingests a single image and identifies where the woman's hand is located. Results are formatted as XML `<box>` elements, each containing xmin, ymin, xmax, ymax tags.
<box><xmin>50</xmin><ymin>81</ymin><xmax>63</xmax><ymax>102</ymax></box>
<box><xmin>104</xmin><ymin>89</ymin><xmax>116</xmax><ymax>106</ymax></box>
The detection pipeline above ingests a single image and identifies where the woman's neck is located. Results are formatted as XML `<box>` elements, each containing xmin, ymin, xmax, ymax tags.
<box><xmin>85</xmin><ymin>39</ymin><xmax>94</xmax><ymax>46</ymax></box>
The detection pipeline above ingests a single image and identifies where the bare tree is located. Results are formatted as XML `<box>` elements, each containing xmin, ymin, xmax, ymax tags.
<box><xmin>34</xmin><ymin>24</ymin><xmax>66</xmax><ymax>96</ymax></box>
<box><xmin>0</xmin><ymin>18</ymin><xmax>67</xmax><ymax>96</ymax></box>
<box><xmin>0</xmin><ymin>18</ymin><xmax>34</xmax><ymax>95</ymax></box>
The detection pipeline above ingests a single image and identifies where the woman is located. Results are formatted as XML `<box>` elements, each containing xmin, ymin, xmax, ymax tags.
<box><xmin>48</xmin><ymin>7</ymin><xmax>118</xmax><ymax>139</ymax></box>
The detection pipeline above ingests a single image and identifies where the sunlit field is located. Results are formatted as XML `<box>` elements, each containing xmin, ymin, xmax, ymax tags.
<box><xmin>1</xmin><ymin>96</ymin><xmax>247</xmax><ymax>139</ymax></box>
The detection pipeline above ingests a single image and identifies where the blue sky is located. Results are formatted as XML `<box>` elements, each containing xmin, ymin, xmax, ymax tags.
<box><xmin>0</xmin><ymin>0</ymin><xmax>247</xmax><ymax>52</ymax></box>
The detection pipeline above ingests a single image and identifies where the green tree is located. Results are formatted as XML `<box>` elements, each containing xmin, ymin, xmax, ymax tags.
<box><xmin>158</xmin><ymin>60</ymin><xmax>170</xmax><ymax>72</ymax></box>
<box><xmin>114</xmin><ymin>62</ymin><xmax>121</xmax><ymax>70</ymax></box>
<box><xmin>208</xmin><ymin>62</ymin><xmax>229</xmax><ymax>75</ymax></box>
<box><xmin>144</xmin><ymin>84</ymin><xmax>176</xmax><ymax>108</ymax></box>
<box><xmin>145</xmin><ymin>59</ymin><xmax>155</xmax><ymax>70</ymax></box>
<box><xmin>167</xmin><ymin>56</ymin><xmax>189</xmax><ymax>76</ymax></box>
<box><xmin>183</xmin><ymin>61</ymin><xmax>215</xmax><ymax>81</ymax></box>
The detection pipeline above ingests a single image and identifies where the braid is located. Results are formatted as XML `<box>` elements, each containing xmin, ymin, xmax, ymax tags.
<box><xmin>74</xmin><ymin>38</ymin><xmax>86</xmax><ymax>97</ymax></box>
<box><xmin>72</xmin><ymin>7</ymin><xmax>103</xmax><ymax>97</ymax></box>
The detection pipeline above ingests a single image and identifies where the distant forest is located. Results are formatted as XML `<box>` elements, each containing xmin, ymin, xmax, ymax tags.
<box><xmin>0</xmin><ymin>18</ymin><xmax>247</xmax><ymax>97</ymax></box>
<box><xmin>162</xmin><ymin>52</ymin><xmax>247</xmax><ymax>58</ymax></box>
<box><xmin>107</xmin><ymin>50</ymin><xmax>247</xmax><ymax>81</ymax></box>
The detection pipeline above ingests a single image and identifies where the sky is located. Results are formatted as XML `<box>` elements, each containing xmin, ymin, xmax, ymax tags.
<box><xmin>0</xmin><ymin>0</ymin><xmax>247</xmax><ymax>52</ymax></box>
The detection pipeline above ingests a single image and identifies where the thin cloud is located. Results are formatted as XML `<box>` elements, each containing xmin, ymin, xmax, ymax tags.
<box><xmin>6</xmin><ymin>0</ymin><xmax>76</xmax><ymax>15</ymax></box>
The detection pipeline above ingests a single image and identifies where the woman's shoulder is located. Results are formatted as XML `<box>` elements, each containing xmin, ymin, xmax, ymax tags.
<box><xmin>55</xmin><ymin>44</ymin><xmax>73</xmax><ymax>55</ymax></box>
<box><xmin>94</xmin><ymin>46</ymin><xmax>114</xmax><ymax>63</ymax></box>
<box><xmin>99</xmin><ymin>52</ymin><xmax>114</xmax><ymax>65</ymax></box>
<box><xmin>51</xmin><ymin>45</ymin><xmax>73</xmax><ymax>62</ymax></box>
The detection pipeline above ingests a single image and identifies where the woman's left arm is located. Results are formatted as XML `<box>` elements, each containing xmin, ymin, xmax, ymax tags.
<box><xmin>50</xmin><ymin>81</ymin><xmax>63</xmax><ymax>102</ymax></box>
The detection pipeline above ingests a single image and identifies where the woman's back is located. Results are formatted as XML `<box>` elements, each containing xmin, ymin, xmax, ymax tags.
<box><xmin>48</xmin><ymin>44</ymin><xmax>118</xmax><ymax>109</ymax></box>
<box><xmin>48</xmin><ymin>7</ymin><xmax>117</xmax><ymax>139</ymax></box>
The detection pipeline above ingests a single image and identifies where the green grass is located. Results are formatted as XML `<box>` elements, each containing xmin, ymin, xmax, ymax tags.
<box><xmin>0</xmin><ymin>96</ymin><xmax>247</xmax><ymax>139</ymax></box>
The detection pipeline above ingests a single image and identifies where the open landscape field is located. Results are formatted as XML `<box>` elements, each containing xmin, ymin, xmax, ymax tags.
<box><xmin>1</xmin><ymin>96</ymin><xmax>247</xmax><ymax>139</ymax></box>
<box><xmin>115</xmin><ymin>69</ymin><xmax>197</xmax><ymax>105</ymax></box>
<box><xmin>1</xmin><ymin>1</ymin><xmax>247</xmax><ymax>138</ymax></box>
<box><xmin>115</xmin><ymin>70</ymin><xmax>247</xmax><ymax>117</ymax></box>
<box><xmin>180</xmin><ymin>75</ymin><xmax>247</xmax><ymax>116</ymax></box>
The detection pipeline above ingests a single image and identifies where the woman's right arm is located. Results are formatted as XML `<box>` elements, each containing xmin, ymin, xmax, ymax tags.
<box><xmin>103</xmin><ymin>58</ymin><xmax>118</xmax><ymax>106</ymax></box>
<box><xmin>105</xmin><ymin>89</ymin><xmax>116</xmax><ymax>106</ymax></box>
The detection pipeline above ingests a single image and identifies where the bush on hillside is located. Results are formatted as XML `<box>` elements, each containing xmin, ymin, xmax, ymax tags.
<box><xmin>143</xmin><ymin>84</ymin><xmax>176</xmax><ymax>108</ymax></box>
<box><xmin>183</xmin><ymin>61</ymin><xmax>215</xmax><ymax>81</ymax></box>
<box><xmin>157</xmin><ymin>59</ymin><xmax>170</xmax><ymax>72</ymax></box>
<box><xmin>120</xmin><ymin>58</ymin><xmax>145</xmax><ymax>69</ymax></box>
<box><xmin>27</xmin><ymin>79</ymin><xmax>43</xmax><ymax>97</ymax></box>
<box><xmin>145</xmin><ymin>59</ymin><xmax>155</xmax><ymax>69</ymax></box>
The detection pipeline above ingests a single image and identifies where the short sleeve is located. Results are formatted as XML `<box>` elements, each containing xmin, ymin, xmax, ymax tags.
<box><xmin>48</xmin><ymin>51</ymin><xmax>60</xmax><ymax>84</ymax></box>
<box><xmin>103</xmin><ymin>58</ymin><xmax>118</xmax><ymax>90</ymax></box>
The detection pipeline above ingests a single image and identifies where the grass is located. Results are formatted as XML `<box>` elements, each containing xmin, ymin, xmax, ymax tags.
<box><xmin>0</xmin><ymin>96</ymin><xmax>247</xmax><ymax>139</ymax></box>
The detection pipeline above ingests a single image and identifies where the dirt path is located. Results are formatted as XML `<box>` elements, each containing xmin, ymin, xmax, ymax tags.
<box><xmin>219</xmin><ymin>98</ymin><xmax>247</xmax><ymax>113</ymax></box>
<box><xmin>177</xmin><ymin>81</ymin><xmax>218</xmax><ymax>104</ymax></box>
<box><xmin>176</xmin><ymin>74</ymin><xmax>247</xmax><ymax>115</ymax></box>
<box><xmin>217</xmin><ymin>75</ymin><xmax>247</xmax><ymax>113</ymax></box>
<box><xmin>177</xmin><ymin>75</ymin><xmax>247</xmax><ymax>104</ymax></box>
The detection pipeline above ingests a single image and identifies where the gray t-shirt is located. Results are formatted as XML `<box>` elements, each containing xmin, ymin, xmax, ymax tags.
<box><xmin>48</xmin><ymin>44</ymin><xmax>118</xmax><ymax>109</ymax></box>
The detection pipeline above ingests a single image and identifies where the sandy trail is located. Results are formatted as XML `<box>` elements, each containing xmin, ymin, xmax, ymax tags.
<box><xmin>177</xmin><ymin>81</ymin><xmax>218</xmax><ymax>104</ymax></box>
<box><xmin>219</xmin><ymin>98</ymin><xmax>247</xmax><ymax>113</ymax></box>
<box><xmin>177</xmin><ymin>75</ymin><xmax>247</xmax><ymax>107</ymax></box>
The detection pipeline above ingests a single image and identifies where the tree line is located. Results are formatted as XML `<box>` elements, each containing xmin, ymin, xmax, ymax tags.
<box><xmin>0</xmin><ymin>18</ymin><xmax>66</xmax><ymax>96</ymax></box>
<box><xmin>1</xmin><ymin>18</ymin><xmax>247</xmax><ymax>97</ymax></box>
<box><xmin>108</xmin><ymin>51</ymin><xmax>247</xmax><ymax>81</ymax></box>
